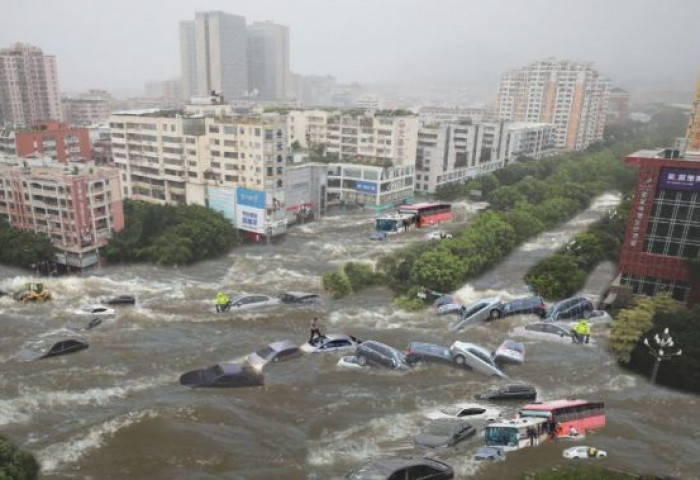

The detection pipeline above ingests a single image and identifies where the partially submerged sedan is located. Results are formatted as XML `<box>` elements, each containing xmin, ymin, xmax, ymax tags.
<box><xmin>425</xmin><ymin>402</ymin><xmax>502</xmax><ymax>422</ymax></box>
<box><xmin>179</xmin><ymin>363</ymin><xmax>264</xmax><ymax>388</ymax></box>
<box><xmin>449</xmin><ymin>341</ymin><xmax>508</xmax><ymax>378</ymax></box>
<box><xmin>246</xmin><ymin>339</ymin><xmax>302</xmax><ymax>369</ymax></box>
<box><xmin>475</xmin><ymin>383</ymin><xmax>537</xmax><ymax>401</ymax></box>
<box><xmin>346</xmin><ymin>457</ymin><xmax>454</xmax><ymax>480</ymax></box>
<box><xmin>509</xmin><ymin>322</ymin><xmax>596</xmax><ymax>346</ymax></box>
<box><xmin>414</xmin><ymin>418</ymin><xmax>476</xmax><ymax>448</ymax></box>
<box><xmin>227</xmin><ymin>294</ymin><xmax>280</xmax><ymax>311</ymax></box>
<box><xmin>450</xmin><ymin>297</ymin><xmax>503</xmax><ymax>330</ymax></box>
<box><xmin>17</xmin><ymin>337</ymin><xmax>89</xmax><ymax>361</ymax></box>
<box><xmin>279</xmin><ymin>292</ymin><xmax>321</xmax><ymax>305</ymax></box>
<box><xmin>300</xmin><ymin>333</ymin><xmax>360</xmax><ymax>353</ymax></box>
<box><xmin>493</xmin><ymin>340</ymin><xmax>526</xmax><ymax>365</ymax></box>
<box><xmin>74</xmin><ymin>304</ymin><xmax>115</xmax><ymax>316</ymax></box>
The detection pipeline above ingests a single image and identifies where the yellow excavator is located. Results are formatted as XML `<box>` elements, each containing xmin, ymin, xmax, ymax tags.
<box><xmin>13</xmin><ymin>283</ymin><xmax>52</xmax><ymax>303</ymax></box>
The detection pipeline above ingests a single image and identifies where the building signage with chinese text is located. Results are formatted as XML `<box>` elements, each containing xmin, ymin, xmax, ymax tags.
<box><xmin>236</xmin><ymin>187</ymin><xmax>266</xmax><ymax>208</ymax></box>
<box><xmin>356</xmin><ymin>181</ymin><xmax>377</xmax><ymax>193</ymax></box>
<box><xmin>658</xmin><ymin>167</ymin><xmax>700</xmax><ymax>192</ymax></box>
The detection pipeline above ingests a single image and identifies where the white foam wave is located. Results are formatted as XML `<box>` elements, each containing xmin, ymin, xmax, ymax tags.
<box><xmin>38</xmin><ymin>409</ymin><xmax>158</xmax><ymax>472</ymax></box>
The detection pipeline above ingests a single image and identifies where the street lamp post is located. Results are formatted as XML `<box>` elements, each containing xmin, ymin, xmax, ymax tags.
<box><xmin>643</xmin><ymin>328</ymin><xmax>682</xmax><ymax>384</ymax></box>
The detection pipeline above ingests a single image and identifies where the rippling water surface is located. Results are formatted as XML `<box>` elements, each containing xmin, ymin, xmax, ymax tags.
<box><xmin>1</xmin><ymin>194</ymin><xmax>698</xmax><ymax>479</ymax></box>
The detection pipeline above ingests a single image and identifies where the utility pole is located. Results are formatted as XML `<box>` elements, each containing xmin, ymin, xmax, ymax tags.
<box><xmin>643</xmin><ymin>328</ymin><xmax>682</xmax><ymax>384</ymax></box>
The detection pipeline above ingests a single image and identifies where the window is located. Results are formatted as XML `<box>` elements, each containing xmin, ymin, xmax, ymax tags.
<box><xmin>208</xmin><ymin>125</ymin><xmax>220</xmax><ymax>134</ymax></box>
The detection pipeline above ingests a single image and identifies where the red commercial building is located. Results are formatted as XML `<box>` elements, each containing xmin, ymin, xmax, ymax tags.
<box><xmin>619</xmin><ymin>148</ymin><xmax>700</xmax><ymax>304</ymax></box>
<box><xmin>0</xmin><ymin>121</ymin><xmax>91</xmax><ymax>163</ymax></box>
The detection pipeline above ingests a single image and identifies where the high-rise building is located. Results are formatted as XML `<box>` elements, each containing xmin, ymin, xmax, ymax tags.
<box><xmin>0</xmin><ymin>43</ymin><xmax>62</xmax><ymax>126</ymax></box>
<box><xmin>0</xmin><ymin>156</ymin><xmax>124</xmax><ymax>269</ymax></box>
<box><xmin>0</xmin><ymin>121</ymin><xmax>91</xmax><ymax>163</ymax></box>
<box><xmin>606</xmin><ymin>87</ymin><xmax>630</xmax><ymax>125</ymax></box>
<box><xmin>496</xmin><ymin>58</ymin><xmax>609</xmax><ymax>151</ymax></box>
<box><xmin>247</xmin><ymin>21</ymin><xmax>290</xmax><ymax>100</ymax></box>
<box><xmin>618</xmin><ymin>147</ymin><xmax>700</xmax><ymax>304</ymax></box>
<box><xmin>180</xmin><ymin>12</ymin><xmax>248</xmax><ymax>101</ymax></box>
<box><xmin>686</xmin><ymin>73</ymin><xmax>700</xmax><ymax>151</ymax></box>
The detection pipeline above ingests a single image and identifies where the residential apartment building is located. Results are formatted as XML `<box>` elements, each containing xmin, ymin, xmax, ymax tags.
<box><xmin>618</xmin><ymin>147</ymin><xmax>700</xmax><ymax>304</ymax></box>
<box><xmin>180</xmin><ymin>12</ymin><xmax>248</xmax><ymax>101</ymax></box>
<box><xmin>415</xmin><ymin>121</ymin><xmax>554</xmax><ymax>194</ymax></box>
<box><xmin>606</xmin><ymin>87</ymin><xmax>630</xmax><ymax>125</ymax></box>
<box><xmin>0</xmin><ymin>43</ymin><xmax>62</xmax><ymax>125</ymax></box>
<box><xmin>62</xmin><ymin>97</ymin><xmax>110</xmax><ymax>125</ymax></box>
<box><xmin>418</xmin><ymin>105</ymin><xmax>487</xmax><ymax>125</ymax></box>
<box><xmin>497</xmin><ymin>58</ymin><xmax>609</xmax><ymax>151</ymax></box>
<box><xmin>0</xmin><ymin>157</ymin><xmax>124</xmax><ymax>269</ymax></box>
<box><xmin>0</xmin><ymin>121</ymin><xmax>91</xmax><ymax>163</ymax></box>
<box><xmin>686</xmin><ymin>74</ymin><xmax>700</xmax><ymax>151</ymax></box>
<box><xmin>247</xmin><ymin>21</ymin><xmax>290</xmax><ymax>100</ymax></box>
<box><xmin>109</xmin><ymin>109</ymin><xmax>288</xmax><ymax>238</ymax></box>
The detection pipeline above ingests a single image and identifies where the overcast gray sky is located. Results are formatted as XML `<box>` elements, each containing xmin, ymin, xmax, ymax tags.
<box><xmin>1</xmin><ymin>0</ymin><xmax>699</xmax><ymax>96</ymax></box>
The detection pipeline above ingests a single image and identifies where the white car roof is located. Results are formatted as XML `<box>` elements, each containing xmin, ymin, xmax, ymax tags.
<box><xmin>452</xmin><ymin>341</ymin><xmax>490</xmax><ymax>357</ymax></box>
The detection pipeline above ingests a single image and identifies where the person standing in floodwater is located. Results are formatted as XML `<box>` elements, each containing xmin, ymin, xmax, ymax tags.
<box><xmin>309</xmin><ymin>317</ymin><xmax>323</xmax><ymax>343</ymax></box>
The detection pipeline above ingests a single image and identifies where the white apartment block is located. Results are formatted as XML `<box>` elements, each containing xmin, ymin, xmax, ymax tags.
<box><xmin>0</xmin><ymin>43</ymin><xmax>62</xmax><ymax>125</ymax></box>
<box><xmin>418</xmin><ymin>105</ymin><xmax>487</xmax><ymax>125</ymax></box>
<box><xmin>497</xmin><ymin>58</ymin><xmax>609</xmax><ymax>151</ymax></box>
<box><xmin>326</xmin><ymin>163</ymin><xmax>414</xmax><ymax>209</ymax></box>
<box><xmin>415</xmin><ymin>121</ymin><xmax>553</xmax><ymax>194</ymax></box>
<box><xmin>109</xmin><ymin>109</ymin><xmax>288</xmax><ymax>236</ymax></box>
<box><xmin>62</xmin><ymin>98</ymin><xmax>110</xmax><ymax>125</ymax></box>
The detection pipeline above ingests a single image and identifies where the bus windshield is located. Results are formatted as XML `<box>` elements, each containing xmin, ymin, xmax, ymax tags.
<box><xmin>485</xmin><ymin>426</ymin><xmax>519</xmax><ymax>447</ymax></box>
<box><xmin>375</xmin><ymin>218</ymin><xmax>398</xmax><ymax>232</ymax></box>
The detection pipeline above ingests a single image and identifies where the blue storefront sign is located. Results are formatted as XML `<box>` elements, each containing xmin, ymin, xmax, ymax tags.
<box><xmin>356</xmin><ymin>181</ymin><xmax>377</xmax><ymax>193</ymax></box>
<box><xmin>236</xmin><ymin>187</ymin><xmax>266</xmax><ymax>208</ymax></box>
<box><xmin>659</xmin><ymin>167</ymin><xmax>700</xmax><ymax>192</ymax></box>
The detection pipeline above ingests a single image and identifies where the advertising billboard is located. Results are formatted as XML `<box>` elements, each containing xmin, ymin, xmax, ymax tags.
<box><xmin>356</xmin><ymin>180</ymin><xmax>377</xmax><ymax>193</ymax></box>
<box><xmin>236</xmin><ymin>187</ymin><xmax>266</xmax><ymax>234</ymax></box>
<box><xmin>658</xmin><ymin>167</ymin><xmax>700</xmax><ymax>192</ymax></box>
<box><xmin>207</xmin><ymin>186</ymin><xmax>236</xmax><ymax>222</ymax></box>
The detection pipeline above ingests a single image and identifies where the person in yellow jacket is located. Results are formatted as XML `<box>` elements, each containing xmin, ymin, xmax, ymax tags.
<box><xmin>573</xmin><ymin>319</ymin><xmax>591</xmax><ymax>344</ymax></box>
<box><xmin>215</xmin><ymin>291</ymin><xmax>230</xmax><ymax>313</ymax></box>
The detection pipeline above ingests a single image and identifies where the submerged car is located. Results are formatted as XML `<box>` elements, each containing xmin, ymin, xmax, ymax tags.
<box><xmin>475</xmin><ymin>383</ymin><xmax>537</xmax><ymax>401</ymax></box>
<box><xmin>405</xmin><ymin>342</ymin><xmax>454</xmax><ymax>366</ymax></box>
<box><xmin>226</xmin><ymin>294</ymin><xmax>280</xmax><ymax>311</ymax></box>
<box><xmin>492</xmin><ymin>340</ymin><xmax>526</xmax><ymax>364</ymax></box>
<box><xmin>449</xmin><ymin>341</ymin><xmax>508</xmax><ymax>378</ymax></box>
<box><xmin>246</xmin><ymin>339</ymin><xmax>302</xmax><ymax>368</ymax></box>
<box><xmin>509</xmin><ymin>322</ymin><xmax>596</xmax><ymax>345</ymax></box>
<box><xmin>450</xmin><ymin>297</ymin><xmax>503</xmax><ymax>330</ymax></box>
<box><xmin>279</xmin><ymin>292</ymin><xmax>321</xmax><ymax>304</ymax></box>
<box><xmin>563</xmin><ymin>446</ymin><xmax>607</xmax><ymax>459</ymax></box>
<box><xmin>425</xmin><ymin>402</ymin><xmax>502</xmax><ymax>422</ymax></box>
<box><xmin>17</xmin><ymin>337</ymin><xmax>89</xmax><ymax>361</ymax></box>
<box><xmin>74</xmin><ymin>304</ymin><xmax>116</xmax><ymax>316</ymax></box>
<box><xmin>585</xmin><ymin>309</ymin><xmax>613</xmax><ymax>325</ymax></box>
<box><xmin>345</xmin><ymin>457</ymin><xmax>454</xmax><ymax>480</ymax></box>
<box><xmin>425</xmin><ymin>231</ymin><xmax>453</xmax><ymax>240</ymax></box>
<box><xmin>545</xmin><ymin>296</ymin><xmax>594</xmax><ymax>321</ymax></box>
<box><xmin>369</xmin><ymin>230</ymin><xmax>388</xmax><ymax>241</ymax></box>
<box><xmin>502</xmin><ymin>296</ymin><xmax>547</xmax><ymax>318</ymax></box>
<box><xmin>66</xmin><ymin>317</ymin><xmax>103</xmax><ymax>332</ymax></box>
<box><xmin>414</xmin><ymin>418</ymin><xmax>476</xmax><ymax>448</ymax></box>
<box><xmin>179</xmin><ymin>363</ymin><xmax>264</xmax><ymax>388</ymax></box>
<box><xmin>102</xmin><ymin>294</ymin><xmax>136</xmax><ymax>305</ymax></box>
<box><xmin>474</xmin><ymin>445</ymin><xmax>506</xmax><ymax>461</ymax></box>
<box><xmin>300</xmin><ymin>333</ymin><xmax>360</xmax><ymax>353</ymax></box>
<box><xmin>355</xmin><ymin>340</ymin><xmax>409</xmax><ymax>370</ymax></box>
<box><xmin>337</xmin><ymin>355</ymin><xmax>364</xmax><ymax>369</ymax></box>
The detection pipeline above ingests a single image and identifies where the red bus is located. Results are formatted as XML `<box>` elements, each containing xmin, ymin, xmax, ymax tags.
<box><xmin>397</xmin><ymin>203</ymin><xmax>452</xmax><ymax>228</ymax></box>
<box><xmin>518</xmin><ymin>399</ymin><xmax>605</xmax><ymax>437</ymax></box>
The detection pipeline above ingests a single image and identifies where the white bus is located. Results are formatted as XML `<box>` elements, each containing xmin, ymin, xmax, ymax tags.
<box><xmin>483</xmin><ymin>417</ymin><xmax>549</xmax><ymax>452</ymax></box>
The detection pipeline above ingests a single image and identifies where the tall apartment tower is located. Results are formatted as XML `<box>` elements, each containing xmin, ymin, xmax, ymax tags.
<box><xmin>0</xmin><ymin>43</ymin><xmax>63</xmax><ymax>126</ymax></box>
<box><xmin>247</xmin><ymin>21</ymin><xmax>290</xmax><ymax>100</ymax></box>
<box><xmin>497</xmin><ymin>58</ymin><xmax>609</xmax><ymax>151</ymax></box>
<box><xmin>179</xmin><ymin>12</ymin><xmax>248</xmax><ymax>101</ymax></box>
<box><xmin>686</xmin><ymin>73</ymin><xmax>700</xmax><ymax>151</ymax></box>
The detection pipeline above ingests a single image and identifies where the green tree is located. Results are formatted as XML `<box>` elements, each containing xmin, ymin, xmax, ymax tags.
<box><xmin>524</xmin><ymin>254</ymin><xmax>586</xmax><ymax>300</ymax></box>
<box><xmin>504</xmin><ymin>207</ymin><xmax>546</xmax><ymax>243</ymax></box>
<box><xmin>0</xmin><ymin>435</ymin><xmax>39</xmax><ymax>480</ymax></box>
<box><xmin>567</xmin><ymin>233</ymin><xmax>605</xmax><ymax>269</ymax></box>
<box><xmin>486</xmin><ymin>185</ymin><xmax>526</xmax><ymax>211</ymax></box>
<box><xmin>322</xmin><ymin>270</ymin><xmax>353</xmax><ymax>299</ymax></box>
<box><xmin>610</xmin><ymin>296</ymin><xmax>656</xmax><ymax>363</ymax></box>
<box><xmin>343</xmin><ymin>262</ymin><xmax>380</xmax><ymax>291</ymax></box>
<box><xmin>409</xmin><ymin>248</ymin><xmax>464</xmax><ymax>293</ymax></box>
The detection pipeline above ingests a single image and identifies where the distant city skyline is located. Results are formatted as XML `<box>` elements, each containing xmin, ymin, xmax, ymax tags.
<box><xmin>1</xmin><ymin>0</ymin><xmax>699</xmax><ymax>101</ymax></box>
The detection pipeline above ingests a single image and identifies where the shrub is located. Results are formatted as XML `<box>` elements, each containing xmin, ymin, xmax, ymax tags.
<box><xmin>0</xmin><ymin>435</ymin><xmax>39</xmax><ymax>480</ymax></box>
<box><xmin>343</xmin><ymin>262</ymin><xmax>381</xmax><ymax>291</ymax></box>
<box><xmin>322</xmin><ymin>270</ymin><xmax>352</xmax><ymax>299</ymax></box>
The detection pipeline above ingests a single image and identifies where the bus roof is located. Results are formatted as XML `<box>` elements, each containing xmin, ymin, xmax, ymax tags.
<box><xmin>486</xmin><ymin>418</ymin><xmax>547</xmax><ymax>429</ymax></box>
<box><xmin>520</xmin><ymin>399</ymin><xmax>591</xmax><ymax>411</ymax></box>
<box><xmin>398</xmin><ymin>202</ymin><xmax>450</xmax><ymax>210</ymax></box>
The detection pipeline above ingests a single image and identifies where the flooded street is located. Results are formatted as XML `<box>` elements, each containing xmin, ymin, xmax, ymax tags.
<box><xmin>1</xmin><ymin>193</ymin><xmax>699</xmax><ymax>480</ymax></box>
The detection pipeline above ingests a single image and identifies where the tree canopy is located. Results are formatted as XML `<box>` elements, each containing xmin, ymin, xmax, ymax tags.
<box><xmin>0</xmin><ymin>217</ymin><xmax>55</xmax><ymax>269</ymax></box>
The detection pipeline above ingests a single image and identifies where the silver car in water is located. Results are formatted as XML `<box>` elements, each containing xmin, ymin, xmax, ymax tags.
<box><xmin>450</xmin><ymin>297</ymin><xmax>503</xmax><ymax>330</ymax></box>
<box><xmin>449</xmin><ymin>341</ymin><xmax>508</xmax><ymax>378</ymax></box>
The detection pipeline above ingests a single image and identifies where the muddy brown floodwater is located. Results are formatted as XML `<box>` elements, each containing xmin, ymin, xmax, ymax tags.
<box><xmin>1</xmin><ymin>193</ymin><xmax>698</xmax><ymax>479</ymax></box>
